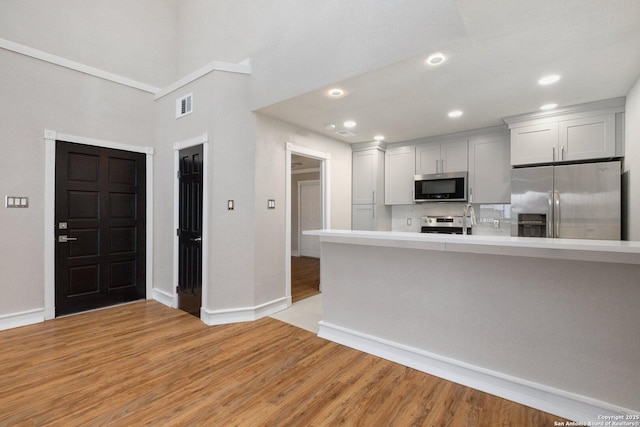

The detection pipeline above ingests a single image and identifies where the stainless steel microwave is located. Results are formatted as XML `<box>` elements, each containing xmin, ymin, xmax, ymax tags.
<box><xmin>414</xmin><ymin>172</ymin><xmax>467</xmax><ymax>202</ymax></box>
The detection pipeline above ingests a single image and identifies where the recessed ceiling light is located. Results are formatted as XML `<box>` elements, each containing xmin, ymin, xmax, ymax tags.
<box><xmin>373</xmin><ymin>135</ymin><xmax>385</xmax><ymax>141</ymax></box>
<box><xmin>426</xmin><ymin>52</ymin><xmax>446</xmax><ymax>66</ymax></box>
<box><xmin>343</xmin><ymin>120</ymin><xmax>357</xmax><ymax>128</ymax></box>
<box><xmin>328</xmin><ymin>88</ymin><xmax>344</xmax><ymax>97</ymax></box>
<box><xmin>538</xmin><ymin>75</ymin><xmax>561</xmax><ymax>85</ymax></box>
<box><xmin>540</xmin><ymin>103</ymin><xmax>558</xmax><ymax>110</ymax></box>
<box><xmin>448</xmin><ymin>110</ymin><xmax>463</xmax><ymax>118</ymax></box>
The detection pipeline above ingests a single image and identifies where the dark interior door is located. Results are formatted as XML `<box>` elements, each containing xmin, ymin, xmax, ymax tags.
<box><xmin>55</xmin><ymin>141</ymin><xmax>146</xmax><ymax>316</ymax></box>
<box><xmin>178</xmin><ymin>145</ymin><xmax>203</xmax><ymax>317</ymax></box>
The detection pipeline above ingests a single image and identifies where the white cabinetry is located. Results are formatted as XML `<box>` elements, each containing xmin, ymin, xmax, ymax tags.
<box><xmin>506</xmin><ymin>98</ymin><xmax>624</xmax><ymax>166</ymax></box>
<box><xmin>510</xmin><ymin>123</ymin><xmax>558</xmax><ymax>165</ymax></box>
<box><xmin>468</xmin><ymin>131</ymin><xmax>511</xmax><ymax>204</ymax></box>
<box><xmin>559</xmin><ymin>114</ymin><xmax>615</xmax><ymax>162</ymax></box>
<box><xmin>416</xmin><ymin>140</ymin><xmax>468</xmax><ymax>175</ymax></box>
<box><xmin>385</xmin><ymin>146</ymin><xmax>415</xmax><ymax>205</ymax></box>
<box><xmin>351</xmin><ymin>145</ymin><xmax>390</xmax><ymax>230</ymax></box>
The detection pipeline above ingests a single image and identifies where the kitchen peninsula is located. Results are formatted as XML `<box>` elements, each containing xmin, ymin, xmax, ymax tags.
<box><xmin>305</xmin><ymin>229</ymin><xmax>640</xmax><ymax>422</ymax></box>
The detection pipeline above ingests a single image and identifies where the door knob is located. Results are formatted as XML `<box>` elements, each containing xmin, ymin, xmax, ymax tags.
<box><xmin>58</xmin><ymin>235</ymin><xmax>77</xmax><ymax>243</ymax></box>
<box><xmin>191</xmin><ymin>237</ymin><xmax>202</xmax><ymax>242</ymax></box>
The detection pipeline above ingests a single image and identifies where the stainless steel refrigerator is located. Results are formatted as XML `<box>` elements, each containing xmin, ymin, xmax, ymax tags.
<box><xmin>511</xmin><ymin>160</ymin><xmax>621</xmax><ymax>240</ymax></box>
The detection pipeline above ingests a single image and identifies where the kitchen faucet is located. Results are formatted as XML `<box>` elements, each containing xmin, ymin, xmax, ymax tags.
<box><xmin>462</xmin><ymin>203</ymin><xmax>476</xmax><ymax>235</ymax></box>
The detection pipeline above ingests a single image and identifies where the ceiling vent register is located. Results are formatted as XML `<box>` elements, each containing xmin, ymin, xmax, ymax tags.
<box><xmin>176</xmin><ymin>93</ymin><xmax>193</xmax><ymax>119</ymax></box>
<box><xmin>336</xmin><ymin>130</ymin><xmax>356</xmax><ymax>137</ymax></box>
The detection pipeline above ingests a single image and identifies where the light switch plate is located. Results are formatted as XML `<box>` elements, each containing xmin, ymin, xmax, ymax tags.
<box><xmin>5</xmin><ymin>195</ymin><xmax>28</xmax><ymax>208</ymax></box>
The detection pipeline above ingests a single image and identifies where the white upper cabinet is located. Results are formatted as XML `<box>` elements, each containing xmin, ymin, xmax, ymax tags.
<box><xmin>469</xmin><ymin>132</ymin><xmax>511</xmax><ymax>204</ymax></box>
<box><xmin>559</xmin><ymin>114</ymin><xmax>616</xmax><ymax>162</ymax></box>
<box><xmin>352</xmin><ymin>148</ymin><xmax>379</xmax><ymax>204</ymax></box>
<box><xmin>385</xmin><ymin>146</ymin><xmax>415</xmax><ymax>205</ymax></box>
<box><xmin>511</xmin><ymin>123</ymin><xmax>558</xmax><ymax>165</ymax></box>
<box><xmin>505</xmin><ymin>98</ymin><xmax>624</xmax><ymax>166</ymax></box>
<box><xmin>415</xmin><ymin>140</ymin><xmax>468</xmax><ymax>175</ymax></box>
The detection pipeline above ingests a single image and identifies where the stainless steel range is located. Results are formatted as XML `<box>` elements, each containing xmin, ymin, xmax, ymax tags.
<box><xmin>420</xmin><ymin>216</ymin><xmax>472</xmax><ymax>235</ymax></box>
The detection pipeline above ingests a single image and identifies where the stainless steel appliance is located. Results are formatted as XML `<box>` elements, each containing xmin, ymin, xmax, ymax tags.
<box><xmin>421</xmin><ymin>216</ymin><xmax>472</xmax><ymax>235</ymax></box>
<box><xmin>414</xmin><ymin>172</ymin><xmax>467</xmax><ymax>202</ymax></box>
<box><xmin>511</xmin><ymin>160</ymin><xmax>621</xmax><ymax>239</ymax></box>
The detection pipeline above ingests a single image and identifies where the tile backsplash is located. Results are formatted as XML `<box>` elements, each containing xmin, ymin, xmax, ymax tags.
<box><xmin>391</xmin><ymin>203</ymin><xmax>512</xmax><ymax>236</ymax></box>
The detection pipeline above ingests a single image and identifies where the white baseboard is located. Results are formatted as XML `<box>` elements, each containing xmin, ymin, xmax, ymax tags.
<box><xmin>201</xmin><ymin>297</ymin><xmax>289</xmax><ymax>326</ymax></box>
<box><xmin>318</xmin><ymin>321</ymin><xmax>638</xmax><ymax>422</ymax></box>
<box><xmin>0</xmin><ymin>308</ymin><xmax>44</xmax><ymax>331</ymax></box>
<box><xmin>152</xmin><ymin>288</ymin><xmax>177</xmax><ymax>308</ymax></box>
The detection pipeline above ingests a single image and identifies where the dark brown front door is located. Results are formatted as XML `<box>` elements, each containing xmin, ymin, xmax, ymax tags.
<box><xmin>178</xmin><ymin>145</ymin><xmax>203</xmax><ymax>317</ymax></box>
<box><xmin>55</xmin><ymin>141</ymin><xmax>146</xmax><ymax>316</ymax></box>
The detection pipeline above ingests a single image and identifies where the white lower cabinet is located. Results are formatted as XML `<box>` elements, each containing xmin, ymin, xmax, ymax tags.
<box><xmin>352</xmin><ymin>204</ymin><xmax>390</xmax><ymax>231</ymax></box>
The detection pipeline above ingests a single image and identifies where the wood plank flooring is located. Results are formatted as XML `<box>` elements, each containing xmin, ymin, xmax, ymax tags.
<box><xmin>291</xmin><ymin>256</ymin><xmax>320</xmax><ymax>303</ymax></box>
<box><xmin>0</xmin><ymin>301</ymin><xmax>567</xmax><ymax>426</ymax></box>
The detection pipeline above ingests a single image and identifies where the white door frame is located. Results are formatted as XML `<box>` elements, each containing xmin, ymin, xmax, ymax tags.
<box><xmin>173</xmin><ymin>134</ymin><xmax>209</xmax><ymax>315</ymax></box>
<box><xmin>298</xmin><ymin>179</ymin><xmax>321</xmax><ymax>258</ymax></box>
<box><xmin>285</xmin><ymin>143</ymin><xmax>330</xmax><ymax>300</ymax></box>
<box><xmin>43</xmin><ymin>129</ymin><xmax>154</xmax><ymax>320</ymax></box>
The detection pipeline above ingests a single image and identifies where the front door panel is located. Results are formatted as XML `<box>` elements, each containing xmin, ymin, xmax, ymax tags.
<box><xmin>55</xmin><ymin>141</ymin><xmax>146</xmax><ymax>316</ymax></box>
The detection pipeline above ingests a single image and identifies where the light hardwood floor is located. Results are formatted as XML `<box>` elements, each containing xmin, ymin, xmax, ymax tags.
<box><xmin>0</xmin><ymin>301</ymin><xmax>567</xmax><ymax>426</ymax></box>
<box><xmin>291</xmin><ymin>256</ymin><xmax>320</xmax><ymax>303</ymax></box>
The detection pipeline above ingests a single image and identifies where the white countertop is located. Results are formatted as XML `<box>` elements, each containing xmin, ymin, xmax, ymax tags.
<box><xmin>304</xmin><ymin>229</ymin><xmax>640</xmax><ymax>265</ymax></box>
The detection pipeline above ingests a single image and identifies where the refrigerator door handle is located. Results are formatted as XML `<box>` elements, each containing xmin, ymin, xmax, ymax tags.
<box><xmin>554</xmin><ymin>191</ymin><xmax>561</xmax><ymax>238</ymax></box>
<box><xmin>547</xmin><ymin>191</ymin><xmax>554</xmax><ymax>237</ymax></box>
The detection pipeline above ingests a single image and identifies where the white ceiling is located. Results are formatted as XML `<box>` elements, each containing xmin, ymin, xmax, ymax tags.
<box><xmin>257</xmin><ymin>0</ymin><xmax>640</xmax><ymax>144</ymax></box>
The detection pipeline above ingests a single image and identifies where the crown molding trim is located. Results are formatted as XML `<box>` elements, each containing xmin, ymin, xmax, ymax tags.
<box><xmin>0</xmin><ymin>38</ymin><xmax>161</xmax><ymax>94</ymax></box>
<box><xmin>0</xmin><ymin>38</ymin><xmax>252</xmax><ymax>99</ymax></box>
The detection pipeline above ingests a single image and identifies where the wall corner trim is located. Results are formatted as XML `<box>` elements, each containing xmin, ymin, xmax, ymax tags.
<box><xmin>317</xmin><ymin>321</ymin><xmax>639</xmax><ymax>422</ymax></box>
<box><xmin>152</xmin><ymin>288</ymin><xmax>177</xmax><ymax>308</ymax></box>
<box><xmin>200</xmin><ymin>297</ymin><xmax>289</xmax><ymax>326</ymax></box>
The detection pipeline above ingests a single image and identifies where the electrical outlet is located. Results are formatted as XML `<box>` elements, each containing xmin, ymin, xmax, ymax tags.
<box><xmin>493</xmin><ymin>219</ymin><xmax>500</xmax><ymax>229</ymax></box>
<box><xmin>407</xmin><ymin>218</ymin><xmax>412</xmax><ymax>226</ymax></box>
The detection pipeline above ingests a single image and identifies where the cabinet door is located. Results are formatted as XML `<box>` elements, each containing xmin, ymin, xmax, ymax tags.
<box><xmin>415</xmin><ymin>144</ymin><xmax>441</xmax><ymax>175</ymax></box>
<box><xmin>469</xmin><ymin>135</ymin><xmax>510</xmax><ymax>204</ymax></box>
<box><xmin>352</xmin><ymin>150</ymin><xmax>376</xmax><ymax>204</ymax></box>
<box><xmin>441</xmin><ymin>140</ymin><xmax>468</xmax><ymax>172</ymax></box>
<box><xmin>352</xmin><ymin>205</ymin><xmax>375</xmax><ymax>231</ymax></box>
<box><xmin>385</xmin><ymin>147</ymin><xmax>415</xmax><ymax>205</ymax></box>
<box><xmin>559</xmin><ymin>114</ymin><xmax>615</xmax><ymax>162</ymax></box>
<box><xmin>511</xmin><ymin>123</ymin><xmax>558</xmax><ymax>165</ymax></box>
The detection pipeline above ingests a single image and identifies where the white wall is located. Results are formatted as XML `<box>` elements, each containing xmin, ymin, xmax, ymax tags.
<box><xmin>153</xmin><ymin>71</ymin><xmax>257</xmax><ymax>311</ymax></box>
<box><xmin>0</xmin><ymin>49</ymin><xmax>154</xmax><ymax>316</ymax></box>
<box><xmin>253</xmin><ymin>114</ymin><xmax>351</xmax><ymax>305</ymax></box>
<box><xmin>624</xmin><ymin>74</ymin><xmax>640</xmax><ymax>241</ymax></box>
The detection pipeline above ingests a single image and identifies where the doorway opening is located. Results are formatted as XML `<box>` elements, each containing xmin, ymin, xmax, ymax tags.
<box><xmin>285</xmin><ymin>144</ymin><xmax>330</xmax><ymax>304</ymax></box>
